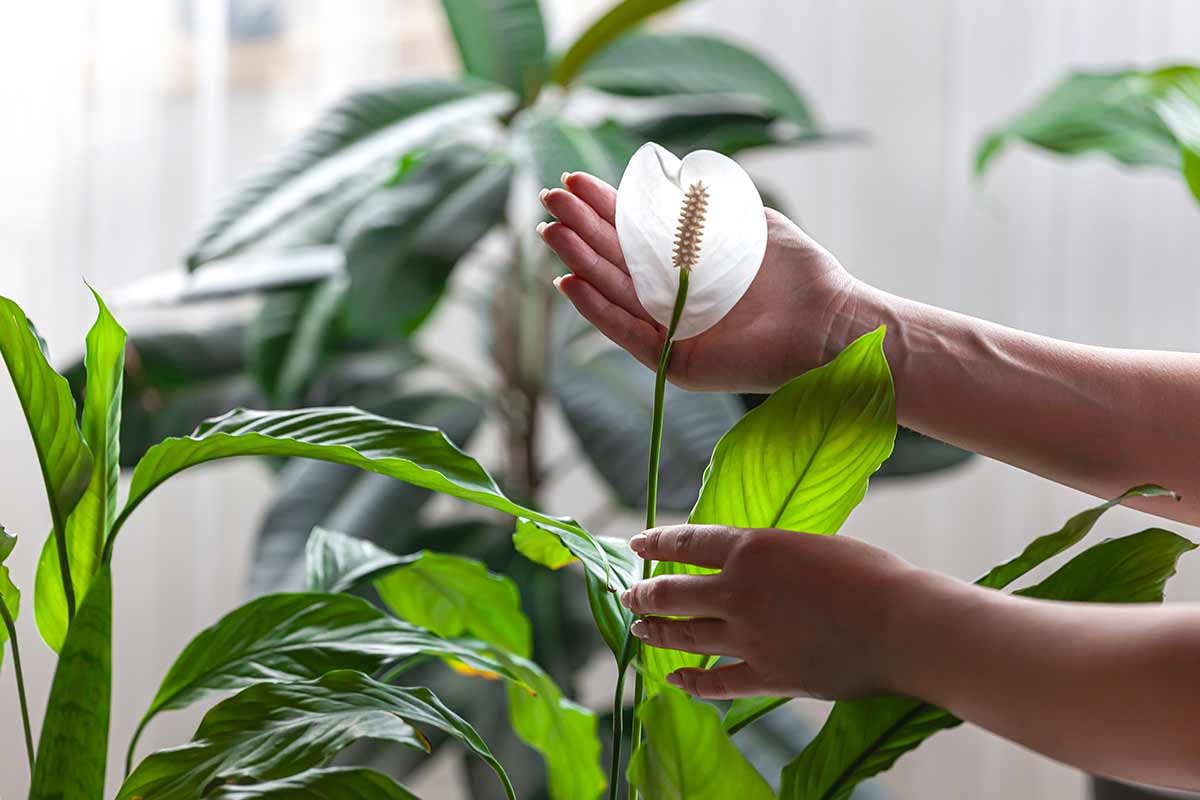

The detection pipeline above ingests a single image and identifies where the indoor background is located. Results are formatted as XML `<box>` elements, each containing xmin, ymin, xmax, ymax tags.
<box><xmin>1</xmin><ymin>1</ymin><xmax>1198</xmax><ymax>798</ymax></box>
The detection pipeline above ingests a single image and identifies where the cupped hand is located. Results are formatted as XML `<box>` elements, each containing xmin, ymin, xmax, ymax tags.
<box><xmin>539</xmin><ymin>172</ymin><xmax>859</xmax><ymax>394</ymax></box>
<box><xmin>619</xmin><ymin>524</ymin><xmax>928</xmax><ymax>701</ymax></box>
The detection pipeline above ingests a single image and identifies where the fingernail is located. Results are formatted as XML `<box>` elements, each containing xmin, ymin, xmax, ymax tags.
<box><xmin>666</xmin><ymin>672</ymin><xmax>682</xmax><ymax>688</ymax></box>
<box><xmin>630</xmin><ymin>620</ymin><xmax>647</xmax><ymax>638</ymax></box>
<box><xmin>538</xmin><ymin>187</ymin><xmax>550</xmax><ymax>205</ymax></box>
<box><xmin>629</xmin><ymin>534</ymin><xmax>647</xmax><ymax>554</ymax></box>
<box><xmin>560</xmin><ymin>171</ymin><xmax>571</xmax><ymax>185</ymax></box>
<box><xmin>552</xmin><ymin>275</ymin><xmax>564</xmax><ymax>291</ymax></box>
<box><xmin>620</xmin><ymin>590</ymin><xmax>632</xmax><ymax>609</ymax></box>
<box><xmin>536</xmin><ymin>221</ymin><xmax>548</xmax><ymax>237</ymax></box>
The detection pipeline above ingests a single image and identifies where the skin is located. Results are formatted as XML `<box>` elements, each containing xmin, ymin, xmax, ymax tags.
<box><xmin>538</xmin><ymin>173</ymin><xmax>1200</xmax><ymax>791</ymax></box>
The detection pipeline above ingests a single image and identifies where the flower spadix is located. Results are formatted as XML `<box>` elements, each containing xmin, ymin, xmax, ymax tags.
<box><xmin>616</xmin><ymin>142</ymin><xmax>767</xmax><ymax>340</ymax></box>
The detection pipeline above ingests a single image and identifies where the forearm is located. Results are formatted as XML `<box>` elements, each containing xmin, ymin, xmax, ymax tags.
<box><xmin>826</xmin><ymin>281</ymin><xmax>1200</xmax><ymax>524</ymax></box>
<box><xmin>893</xmin><ymin>572</ymin><xmax>1200</xmax><ymax>790</ymax></box>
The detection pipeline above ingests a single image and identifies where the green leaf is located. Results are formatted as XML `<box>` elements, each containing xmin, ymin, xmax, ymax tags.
<box><xmin>642</xmin><ymin>328</ymin><xmax>894</xmax><ymax>685</ymax></box>
<box><xmin>247</xmin><ymin>278</ymin><xmax>349</xmax><ymax>406</ymax></box>
<box><xmin>551</xmin><ymin>0</ymin><xmax>689</xmax><ymax>87</ymax></box>
<box><xmin>306</xmin><ymin>526</ymin><xmax>414</xmax><ymax>593</ymax></box>
<box><xmin>251</xmin><ymin>391</ymin><xmax>482</xmax><ymax>594</ymax></box>
<box><xmin>338</xmin><ymin>145</ymin><xmax>511</xmax><ymax>338</ymax></box>
<box><xmin>0</xmin><ymin>296</ymin><xmax>92</xmax><ymax>613</ymax></box>
<box><xmin>628</xmin><ymin>109</ymin><xmax>845</xmax><ymax>158</ymax></box>
<box><xmin>976</xmin><ymin>65</ymin><xmax>1200</xmax><ymax>206</ymax></box>
<box><xmin>207</xmin><ymin>767</ymin><xmax>419</xmax><ymax>799</ymax></box>
<box><xmin>36</xmin><ymin>289</ymin><xmax>126</xmax><ymax>653</ymax></box>
<box><xmin>501</xmin><ymin>655</ymin><xmax>606</xmax><ymax>800</ymax></box>
<box><xmin>0</xmin><ymin>563</ymin><xmax>19</xmax><ymax>671</ymax></box>
<box><xmin>724</xmin><ymin>696</ymin><xmax>789</xmax><ymax>735</ymax></box>
<box><xmin>514</xmin><ymin>520</ymin><xmax>577</xmax><ymax>569</ymax></box>
<box><xmin>577</xmin><ymin>33</ymin><xmax>820</xmax><ymax>129</ymax></box>
<box><xmin>112</xmin><ymin>406</ymin><xmax>618</xmax><ymax>586</ymax></box>
<box><xmin>512</xmin><ymin>115</ymin><xmax>637</xmax><ymax>188</ymax></box>
<box><xmin>30</xmin><ymin>566</ymin><xmax>112</xmax><ymax>800</ymax></box>
<box><xmin>375</xmin><ymin>550</ymin><xmax>533</xmax><ymax>657</ymax></box>
<box><xmin>976</xmin><ymin>484</ymin><xmax>1174</xmax><ymax>590</ymax></box>
<box><xmin>780</xmin><ymin>526</ymin><xmax>1197</xmax><ymax>800</ymax></box>
<box><xmin>628</xmin><ymin>688</ymin><xmax>774</xmax><ymax>800</ymax></box>
<box><xmin>185</xmin><ymin>80</ymin><xmax>514</xmax><ymax>268</ymax></box>
<box><xmin>120</xmin><ymin>670</ymin><xmax>515</xmax><ymax>800</ymax></box>
<box><xmin>0</xmin><ymin>524</ymin><xmax>14</xmax><ymax>563</ymax></box>
<box><xmin>553</xmin><ymin>348</ymin><xmax>743</xmax><ymax>512</ymax></box>
<box><xmin>439</xmin><ymin>0</ymin><xmax>547</xmax><ymax>101</ymax></box>
<box><xmin>127</xmin><ymin>592</ymin><xmax>528</xmax><ymax>770</ymax></box>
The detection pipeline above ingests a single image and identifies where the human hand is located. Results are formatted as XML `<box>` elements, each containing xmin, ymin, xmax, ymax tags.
<box><xmin>620</xmin><ymin>524</ymin><xmax>934</xmax><ymax>701</ymax></box>
<box><xmin>539</xmin><ymin>172</ymin><xmax>861</xmax><ymax>394</ymax></box>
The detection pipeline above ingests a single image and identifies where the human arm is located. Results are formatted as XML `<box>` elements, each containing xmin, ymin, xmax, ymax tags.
<box><xmin>540</xmin><ymin>173</ymin><xmax>1200</xmax><ymax>525</ymax></box>
<box><xmin>623</xmin><ymin>525</ymin><xmax>1200</xmax><ymax>791</ymax></box>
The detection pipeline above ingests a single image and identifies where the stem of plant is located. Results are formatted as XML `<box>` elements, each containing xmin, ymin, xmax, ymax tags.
<box><xmin>626</xmin><ymin>270</ymin><xmax>690</xmax><ymax>800</ymax></box>
<box><xmin>0</xmin><ymin>596</ymin><xmax>35</xmax><ymax>772</ymax></box>
<box><xmin>607</xmin><ymin>635</ymin><xmax>633</xmax><ymax>800</ymax></box>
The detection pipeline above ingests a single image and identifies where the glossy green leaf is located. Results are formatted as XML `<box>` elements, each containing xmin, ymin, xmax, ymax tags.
<box><xmin>512</xmin><ymin>115</ymin><xmax>637</xmax><ymax>188</ymax></box>
<box><xmin>780</xmin><ymin>527</ymin><xmax>1197</xmax><ymax>800</ymax></box>
<box><xmin>724</xmin><ymin>696</ymin><xmax>789</xmax><ymax>735</ymax></box>
<box><xmin>976</xmin><ymin>65</ymin><xmax>1200</xmax><ymax>205</ymax></box>
<box><xmin>306</xmin><ymin>526</ymin><xmax>414</xmax><ymax>593</ymax></box>
<box><xmin>30</xmin><ymin>566</ymin><xmax>112</xmax><ymax>800</ymax></box>
<box><xmin>121</xmin><ymin>670</ymin><xmax>515</xmax><ymax>800</ymax></box>
<box><xmin>207</xmin><ymin>767</ymin><xmax>419</xmax><ymax>799</ymax></box>
<box><xmin>0</xmin><ymin>524</ymin><xmax>14</xmax><ymax>563</ymax></box>
<box><xmin>36</xmin><ymin>289</ymin><xmax>126</xmax><ymax>653</ymax></box>
<box><xmin>376</xmin><ymin>550</ymin><xmax>532</xmax><ymax>657</ymax></box>
<box><xmin>0</xmin><ymin>563</ymin><xmax>19</xmax><ymax>671</ymax></box>
<box><xmin>551</xmin><ymin>0</ymin><xmax>689</xmax><ymax>87</ymax></box>
<box><xmin>513</xmin><ymin>520</ymin><xmax>577</xmax><ymax>569</ymax></box>
<box><xmin>127</xmin><ymin>592</ymin><xmax>527</xmax><ymax>770</ymax></box>
<box><xmin>628</xmin><ymin>688</ymin><xmax>774</xmax><ymax>800</ymax></box>
<box><xmin>250</xmin><ymin>392</ymin><xmax>481</xmax><ymax>595</ymax></box>
<box><xmin>440</xmin><ymin>0</ymin><xmax>547</xmax><ymax>101</ymax></box>
<box><xmin>552</xmin><ymin>348</ymin><xmax>742</xmax><ymax>512</ymax></box>
<box><xmin>0</xmin><ymin>296</ymin><xmax>92</xmax><ymax>619</ymax></box>
<box><xmin>577</xmin><ymin>33</ymin><xmax>820</xmax><ymax>129</ymax></box>
<box><xmin>247</xmin><ymin>278</ymin><xmax>349</xmax><ymax>406</ymax></box>
<box><xmin>628</xmin><ymin>109</ymin><xmax>846</xmax><ymax>158</ymax></box>
<box><xmin>338</xmin><ymin>145</ymin><xmax>511</xmax><ymax>338</ymax></box>
<box><xmin>501</xmin><ymin>654</ymin><xmax>606</xmax><ymax>800</ymax></box>
<box><xmin>111</xmin><ymin>407</ymin><xmax>619</xmax><ymax>586</ymax></box>
<box><xmin>642</xmin><ymin>328</ymin><xmax>895</xmax><ymax>687</ymax></box>
<box><xmin>185</xmin><ymin>80</ymin><xmax>514</xmax><ymax>268</ymax></box>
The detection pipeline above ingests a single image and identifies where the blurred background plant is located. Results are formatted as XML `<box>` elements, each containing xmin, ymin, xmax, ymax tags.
<box><xmin>78</xmin><ymin>1</ymin><xmax>967</xmax><ymax>795</ymax></box>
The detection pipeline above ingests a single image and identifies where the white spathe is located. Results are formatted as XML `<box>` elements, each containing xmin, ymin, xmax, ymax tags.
<box><xmin>615</xmin><ymin>142</ymin><xmax>767</xmax><ymax>341</ymax></box>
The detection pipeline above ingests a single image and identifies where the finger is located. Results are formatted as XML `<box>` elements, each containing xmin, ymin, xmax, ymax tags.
<box><xmin>563</xmin><ymin>171</ymin><xmax>617</xmax><ymax>225</ymax></box>
<box><xmin>541</xmin><ymin>188</ymin><xmax>626</xmax><ymax>271</ymax></box>
<box><xmin>668</xmin><ymin>662</ymin><xmax>762</xmax><ymax>700</ymax></box>
<box><xmin>620</xmin><ymin>574</ymin><xmax>723</xmax><ymax>617</ymax></box>
<box><xmin>630</xmin><ymin>617</ymin><xmax>737</xmax><ymax>657</ymax></box>
<box><xmin>629</xmin><ymin>525</ymin><xmax>740</xmax><ymax>569</ymax></box>
<box><xmin>540</xmin><ymin>222</ymin><xmax>651</xmax><ymax>323</ymax></box>
<box><xmin>554</xmin><ymin>275</ymin><xmax>661</xmax><ymax>369</ymax></box>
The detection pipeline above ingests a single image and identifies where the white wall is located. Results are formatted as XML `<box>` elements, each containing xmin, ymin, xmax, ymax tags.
<box><xmin>1</xmin><ymin>1</ymin><xmax>1199</xmax><ymax>798</ymax></box>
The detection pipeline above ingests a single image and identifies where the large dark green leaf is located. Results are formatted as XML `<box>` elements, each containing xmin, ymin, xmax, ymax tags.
<box><xmin>627</xmin><ymin>109</ymin><xmax>844</xmax><ymax>158</ymax></box>
<box><xmin>110</xmin><ymin>406</ymin><xmax>619</xmax><ymax>585</ymax></box>
<box><xmin>305</xmin><ymin>526</ymin><xmax>414</xmax><ymax>594</ymax></box>
<box><xmin>337</xmin><ymin>144</ymin><xmax>511</xmax><ymax>338</ymax></box>
<box><xmin>0</xmin><ymin>296</ymin><xmax>92</xmax><ymax>620</ymax></box>
<box><xmin>120</xmin><ymin>670</ymin><xmax>515</xmax><ymax>800</ymax></box>
<box><xmin>551</xmin><ymin>0</ymin><xmax>689</xmax><ymax>87</ymax></box>
<box><xmin>577</xmin><ymin>33</ymin><xmax>820</xmax><ymax>130</ymax></box>
<box><xmin>126</xmin><ymin>592</ymin><xmax>527</xmax><ymax>770</ymax></box>
<box><xmin>779</xmin><ymin>527</ymin><xmax>1197</xmax><ymax>800</ymax></box>
<box><xmin>246</xmin><ymin>278</ymin><xmax>349</xmax><ymax>406</ymax></box>
<box><xmin>376</xmin><ymin>550</ymin><xmax>533</xmax><ymax>657</ymax></box>
<box><xmin>628</xmin><ymin>688</ymin><xmax>774</xmax><ymax>800</ymax></box>
<box><xmin>512</xmin><ymin>115</ymin><xmax>638</xmax><ymax>188</ymax></box>
<box><xmin>207</xmin><ymin>767</ymin><xmax>418</xmax><ymax>799</ymax></box>
<box><xmin>185</xmin><ymin>80</ymin><xmax>514</xmax><ymax>268</ymax></box>
<box><xmin>553</xmin><ymin>348</ymin><xmax>743</xmax><ymax>512</ymax></box>
<box><xmin>976</xmin><ymin>65</ymin><xmax>1200</xmax><ymax>205</ymax></box>
<box><xmin>36</xmin><ymin>290</ymin><xmax>126</xmax><ymax>652</ymax></box>
<box><xmin>439</xmin><ymin>0</ymin><xmax>547</xmax><ymax>101</ymax></box>
<box><xmin>29</xmin><ymin>566</ymin><xmax>112</xmax><ymax>800</ymax></box>
<box><xmin>643</xmin><ymin>328</ymin><xmax>896</xmax><ymax>686</ymax></box>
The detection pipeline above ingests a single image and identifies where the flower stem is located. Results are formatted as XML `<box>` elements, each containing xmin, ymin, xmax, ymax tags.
<box><xmin>1</xmin><ymin>596</ymin><xmax>35</xmax><ymax>773</ymax></box>
<box><xmin>627</xmin><ymin>269</ymin><xmax>690</xmax><ymax>800</ymax></box>
<box><xmin>607</xmin><ymin>635</ymin><xmax>633</xmax><ymax>800</ymax></box>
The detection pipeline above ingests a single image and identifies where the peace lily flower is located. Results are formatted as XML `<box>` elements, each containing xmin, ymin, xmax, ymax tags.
<box><xmin>615</xmin><ymin>142</ymin><xmax>768</xmax><ymax>341</ymax></box>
